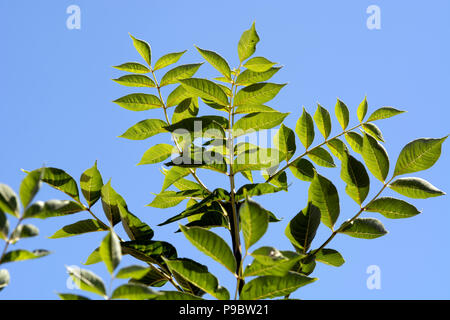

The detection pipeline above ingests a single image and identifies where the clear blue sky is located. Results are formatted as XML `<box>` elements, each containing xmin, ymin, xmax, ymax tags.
<box><xmin>1</xmin><ymin>0</ymin><xmax>449</xmax><ymax>300</ymax></box>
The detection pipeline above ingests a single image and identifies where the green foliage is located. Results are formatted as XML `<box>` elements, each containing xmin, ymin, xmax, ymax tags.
<box><xmin>2</xmin><ymin>22</ymin><xmax>446</xmax><ymax>301</ymax></box>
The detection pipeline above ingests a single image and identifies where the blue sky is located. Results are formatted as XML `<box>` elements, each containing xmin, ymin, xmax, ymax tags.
<box><xmin>0</xmin><ymin>0</ymin><xmax>449</xmax><ymax>299</ymax></box>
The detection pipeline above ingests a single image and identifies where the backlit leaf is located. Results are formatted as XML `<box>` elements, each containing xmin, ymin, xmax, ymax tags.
<box><xmin>366</xmin><ymin>197</ymin><xmax>421</xmax><ymax>219</ymax></box>
<box><xmin>240</xmin><ymin>199</ymin><xmax>269</xmax><ymax>250</ymax></box>
<box><xmin>154</xmin><ymin>50</ymin><xmax>186</xmax><ymax>71</ymax></box>
<box><xmin>99</xmin><ymin>231</ymin><xmax>122</xmax><ymax>274</ymax></box>
<box><xmin>335</xmin><ymin>99</ymin><xmax>349</xmax><ymax>130</ymax></box>
<box><xmin>308</xmin><ymin>172</ymin><xmax>340</xmax><ymax>229</ymax></box>
<box><xmin>160</xmin><ymin>63</ymin><xmax>203</xmax><ymax>87</ymax></box>
<box><xmin>130</xmin><ymin>34</ymin><xmax>151</xmax><ymax>66</ymax></box>
<box><xmin>49</xmin><ymin>219</ymin><xmax>107</xmax><ymax>238</ymax></box>
<box><xmin>234</xmin><ymin>83</ymin><xmax>286</xmax><ymax>107</ymax></box>
<box><xmin>296</xmin><ymin>107</ymin><xmax>315</xmax><ymax>149</ymax></box>
<box><xmin>244</xmin><ymin>56</ymin><xmax>276</xmax><ymax>72</ymax></box>
<box><xmin>362</xmin><ymin>133</ymin><xmax>389</xmax><ymax>182</ymax></box>
<box><xmin>285</xmin><ymin>202</ymin><xmax>321</xmax><ymax>252</ymax></box>
<box><xmin>119</xmin><ymin>119</ymin><xmax>167</xmax><ymax>140</ymax></box>
<box><xmin>367</xmin><ymin>107</ymin><xmax>405</xmax><ymax>122</ymax></box>
<box><xmin>80</xmin><ymin>161</ymin><xmax>103</xmax><ymax>207</ymax></box>
<box><xmin>389</xmin><ymin>177</ymin><xmax>445</xmax><ymax>199</ymax></box>
<box><xmin>113</xmin><ymin>93</ymin><xmax>162</xmax><ymax>111</ymax></box>
<box><xmin>238</xmin><ymin>22</ymin><xmax>260</xmax><ymax>62</ymax></box>
<box><xmin>195</xmin><ymin>46</ymin><xmax>231</xmax><ymax>79</ymax></box>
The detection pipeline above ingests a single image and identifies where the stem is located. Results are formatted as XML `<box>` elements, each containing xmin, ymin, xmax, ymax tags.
<box><xmin>227</xmin><ymin>64</ymin><xmax>244</xmax><ymax>300</ymax></box>
<box><xmin>266</xmin><ymin>123</ymin><xmax>364</xmax><ymax>183</ymax></box>
<box><xmin>149</xmin><ymin>68</ymin><xmax>211</xmax><ymax>194</ymax></box>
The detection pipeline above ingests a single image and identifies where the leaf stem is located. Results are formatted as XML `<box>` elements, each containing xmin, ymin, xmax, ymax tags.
<box><xmin>0</xmin><ymin>214</ymin><xmax>24</xmax><ymax>264</ymax></box>
<box><xmin>227</xmin><ymin>64</ymin><xmax>245</xmax><ymax>300</ymax></box>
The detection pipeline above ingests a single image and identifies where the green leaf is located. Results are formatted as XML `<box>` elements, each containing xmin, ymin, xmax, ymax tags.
<box><xmin>290</xmin><ymin>158</ymin><xmax>315</xmax><ymax>182</ymax></box>
<box><xmin>234</xmin><ymin>83</ymin><xmax>286</xmax><ymax>107</ymax></box>
<box><xmin>313</xmin><ymin>104</ymin><xmax>332</xmax><ymax>139</ymax></box>
<box><xmin>314</xmin><ymin>249</ymin><xmax>345</xmax><ymax>267</ymax></box>
<box><xmin>244</xmin><ymin>250</ymin><xmax>303</xmax><ymax>277</ymax></box>
<box><xmin>308</xmin><ymin>147</ymin><xmax>336</xmax><ymax>168</ymax></box>
<box><xmin>393</xmin><ymin>136</ymin><xmax>447</xmax><ymax>177</ymax></box>
<box><xmin>362</xmin><ymin>133</ymin><xmax>389</xmax><ymax>182</ymax></box>
<box><xmin>366</xmin><ymin>197</ymin><xmax>421</xmax><ymax>219</ymax></box>
<box><xmin>308</xmin><ymin>172</ymin><xmax>340</xmax><ymax>229</ymax></box>
<box><xmin>121</xmin><ymin>240</ymin><xmax>177</xmax><ymax>265</ymax></box>
<box><xmin>285</xmin><ymin>202</ymin><xmax>321</xmax><ymax>252</ymax></box>
<box><xmin>19</xmin><ymin>170</ymin><xmax>42</xmax><ymax>209</ymax></box>
<box><xmin>345</xmin><ymin>132</ymin><xmax>363</xmax><ymax>154</ymax></box>
<box><xmin>119</xmin><ymin>119</ymin><xmax>167</xmax><ymax>140</ymax></box>
<box><xmin>129</xmin><ymin>34</ymin><xmax>151</xmax><ymax>66</ymax></box>
<box><xmin>66</xmin><ymin>266</ymin><xmax>106</xmax><ymax>297</ymax></box>
<box><xmin>367</xmin><ymin>107</ymin><xmax>406</xmax><ymax>122</ymax></box>
<box><xmin>166</xmin><ymin>150</ymin><xmax>228</xmax><ymax>174</ymax></box>
<box><xmin>180</xmin><ymin>78</ymin><xmax>229</xmax><ymax>107</ymax></box>
<box><xmin>326</xmin><ymin>138</ymin><xmax>348</xmax><ymax>160</ymax></box>
<box><xmin>335</xmin><ymin>99</ymin><xmax>349</xmax><ymax>130</ymax></box>
<box><xmin>116</xmin><ymin>265</ymin><xmax>149</xmax><ymax>279</ymax></box>
<box><xmin>57</xmin><ymin>293</ymin><xmax>90</xmax><ymax>300</ymax></box>
<box><xmin>23</xmin><ymin>200</ymin><xmax>84</xmax><ymax>219</ymax></box>
<box><xmin>155</xmin><ymin>291</ymin><xmax>203</xmax><ymax>300</ymax></box>
<box><xmin>111</xmin><ymin>284</ymin><xmax>159</xmax><ymax>300</ymax></box>
<box><xmin>112</xmin><ymin>74</ymin><xmax>155</xmax><ymax>87</ymax></box>
<box><xmin>357</xmin><ymin>97</ymin><xmax>368</xmax><ymax>122</ymax></box>
<box><xmin>113</xmin><ymin>62</ymin><xmax>150</xmax><ymax>74</ymax></box>
<box><xmin>389</xmin><ymin>177</ymin><xmax>445</xmax><ymax>199</ymax></box>
<box><xmin>172</xmin><ymin>98</ymin><xmax>199</xmax><ymax>123</ymax></box>
<box><xmin>236</xmin><ymin>67</ymin><xmax>281</xmax><ymax>86</ymax></box>
<box><xmin>101</xmin><ymin>180</ymin><xmax>127</xmax><ymax>225</ymax></box>
<box><xmin>244</xmin><ymin>56</ymin><xmax>276</xmax><ymax>72</ymax></box>
<box><xmin>35</xmin><ymin>167</ymin><xmax>80</xmax><ymax>201</ymax></box>
<box><xmin>49</xmin><ymin>219</ymin><xmax>107</xmax><ymax>239</ymax></box>
<box><xmin>195</xmin><ymin>46</ymin><xmax>231</xmax><ymax>79</ymax></box>
<box><xmin>84</xmin><ymin>248</ymin><xmax>101</xmax><ymax>265</ymax></box>
<box><xmin>161</xmin><ymin>167</ymin><xmax>190</xmax><ymax>192</ymax></box>
<box><xmin>341</xmin><ymin>152</ymin><xmax>370</xmax><ymax>205</ymax></box>
<box><xmin>240</xmin><ymin>272</ymin><xmax>317</xmax><ymax>300</ymax></box>
<box><xmin>362</xmin><ymin>123</ymin><xmax>384</xmax><ymax>142</ymax></box>
<box><xmin>10</xmin><ymin>224</ymin><xmax>39</xmax><ymax>243</ymax></box>
<box><xmin>240</xmin><ymin>199</ymin><xmax>269</xmax><ymax>250</ymax></box>
<box><xmin>296</xmin><ymin>107</ymin><xmax>315</xmax><ymax>149</ymax></box>
<box><xmin>166</xmin><ymin>85</ymin><xmax>194</xmax><ymax>107</ymax></box>
<box><xmin>0</xmin><ymin>211</ymin><xmax>9</xmax><ymax>240</ymax></box>
<box><xmin>163</xmin><ymin>258</ymin><xmax>229</xmax><ymax>300</ymax></box>
<box><xmin>99</xmin><ymin>231</ymin><xmax>122</xmax><ymax>274</ymax></box>
<box><xmin>160</xmin><ymin>63</ymin><xmax>203</xmax><ymax>87</ymax></box>
<box><xmin>183</xmin><ymin>211</ymin><xmax>229</xmax><ymax>230</ymax></box>
<box><xmin>80</xmin><ymin>161</ymin><xmax>103</xmax><ymax>207</ymax></box>
<box><xmin>0</xmin><ymin>249</ymin><xmax>50</xmax><ymax>264</ymax></box>
<box><xmin>340</xmin><ymin>218</ymin><xmax>387</xmax><ymax>239</ymax></box>
<box><xmin>113</xmin><ymin>93</ymin><xmax>162</xmax><ymax>111</ymax></box>
<box><xmin>138</xmin><ymin>144</ymin><xmax>175</xmax><ymax>165</ymax></box>
<box><xmin>238</xmin><ymin>22</ymin><xmax>260</xmax><ymax>62</ymax></box>
<box><xmin>234</xmin><ymin>105</ymin><xmax>277</xmax><ymax>114</ymax></box>
<box><xmin>147</xmin><ymin>191</ymin><xmax>186</xmax><ymax>209</ymax></box>
<box><xmin>235</xmin><ymin>183</ymin><xmax>284</xmax><ymax>201</ymax></box>
<box><xmin>153</xmin><ymin>50</ymin><xmax>186</xmax><ymax>71</ymax></box>
<box><xmin>0</xmin><ymin>184</ymin><xmax>19</xmax><ymax>217</ymax></box>
<box><xmin>274</xmin><ymin>124</ymin><xmax>296</xmax><ymax>162</ymax></box>
<box><xmin>0</xmin><ymin>269</ymin><xmax>9</xmax><ymax>291</ymax></box>
<box><xmin>180</xmin><ymin>225</ymin><xmax>236</xmax><ymax>274</ymax></box>
<box><xmin>234</xmin><ymin>111</ymin><xmax>289</xmax><ymax>137</ymax></box>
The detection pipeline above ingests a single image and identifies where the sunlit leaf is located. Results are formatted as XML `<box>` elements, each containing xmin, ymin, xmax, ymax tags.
<box><xmin>195</xmin><ymin>46</ymin><xmax>231</xmax><ymax>79</ymax></box>
<box><xmin>112</xmin><ymin>74</ymin><xmax>156</xmax><ymax>87</ymax></box>
<box><xmin>180</xmin><ymin>225</ymin><xmax>236</xmax><ymax>274</ymax></box>
<box><xmin>308</xmin><ymin>172</ymin><xmax>340</xmax><ymax>229</ymax></box>
<box><xmin>362</xmin><ymin>133</ymin><xmax>389</xmax><ymax>182</ymax></box>
<box><xmin>113</xmin><ymin>93</ymin><xmax>163</xmax><ymax>111</ymax></box>
<box><xmin>119</xmin><ymin>119</ymin><xmax>167</xmax><ymax>140</ymax></box>
<box><xmin>389</xmin><ymin>177</ymin><xmax>445</xmax><ymax>199</ymax></box>
<box><xmin>180</xmin><ymin>78</ymin><xmax>229</xmax><ymax>107</ymax></box>
<box><xmin>362</xmin><ymin>123</ymin><xmax>384</xmax><ymax>142</ymax></box>
<box><xmin>111</xmin><ymin>284</ymin><xmax>160</xmax><ymax>300</ymax></box>
<box><xmin>99</xmin><ymin>231</ymin><xmax>122</xmax><ymax>274</ymax></box>
<box><xmin>296</xmin><ymin>107</ymin><xmax>315</xmax><ymax>149</ymax></box>
<box><xmin>340</xmin><ymin>151</ymin><xmax>370</xmax><ymax>205</ymax></box>
<box><xmin>138</xmin><ymin>144</ymin><xmax>175</xmax><ymax>165</ymax></box>
<box><xmin>367</xmin><ymin>107</ymin><xmax>405</xmax><ymax>122</ymax></box>
<box><xmin>160</xmin><ymin>63</ymin><xmax>203</xmax><ymax>87</ymax></box>
<box><xmin>236</xmin><ymin>67</ymin><xmax>281</xmax><ymax>86</ymax></box>
<box><xmin>244</xmin><ymin>56</ymin><xmax>276</xmax><ymax>72</ymax></box>
<box><xmin>308</xmin><ymin>147</ymin><xmax>335</xmax><ymax>168</ymax></box>
<box><xmin>80</xmin><ymin>161</ymin><xmax>103</xmax><ymax>207</ymax></box>
<box><xmin>240</xmin><ymin>199</ymin><xmax>269</xmax><ymax>250</ymax></box>
<box><xmin>366</xmin><ymin>197</ymin><xmax>421</xmax><ymax>219</ymax></box>
<box><xmin>314</xmin><ymin>104</ymin><xmax>332</xmax><ymax>139</ymax></box>
<box><xmin>0</xmin><ymin>184</ymin><xmax>20</xmax><ymax>217</ymax></box>
<box><xmin>66</xmin><ymin>266</ymin><xmax>106</xmax><ymax>297</ymax></box>
<box><xmin>163</xmin><ymin>258</ymin><xmax>229</xmax><ymax>300</ymax></box>
<box><xmin>113</xmin><ymin>62</ymin><xmax>150</xmax><ymax>74</ymax></box>
<box><xmin>130</xmin><ymin>34</ymin><xmax>151</xmax><ymax>66</ymax></box>
<box><xmin>234</xmin><ymin>83</ymin><xmax>286</xmax><ymax>107</ymax></box>
<box><xmin>357</xmin><ymin>97</ymin><xmax>368</xmax><ymax>122</ymax></box>
<box><xmin>238</xmin><ymin>22</ymin><xmax>260</xmax><ymax>62</ymax></box>
<box><xmin>285</xmin><ymin>202</ymin><xmax>321</xmax><ymax>252</ymax></box>
<box><xmin>393</xmin><ymin>136</ymin><xmax>447</xmax><ymax>176</ymax></box>
<box><xmin>290</xmin><ymin>158</ymin><xmax>315</xmax><ymax>182</ymax></box>
<box><xmin>1</xmin><ymin>249</ymin><xmax>50</xmax><ymax>264</ymax></box>
<box><xmin>340</xmin><ymin>218</ymin><xmax>387</xmax><ymax>239</ymax></box>
<box><xmin>240</xmin><ymin>272</ymin><xmax>317</xmax><ymax>300</ymax></box>
<box><xmin>49</xmin><ymin>219</ymin><xmax>107</xmax><ymax>239</ymax></box>
<box><xmin>335</xmin><ymin>99</ymin><xmax>349</xmax><ymax>130</ymax></box>
<box><xmin>154</xmin><ymin>50</ymin><xmax>186</xmax><ymax>71</ymax></box>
